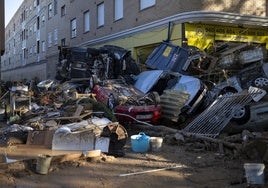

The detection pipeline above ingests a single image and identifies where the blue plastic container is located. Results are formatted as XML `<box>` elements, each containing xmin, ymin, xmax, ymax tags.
<box><xmin>131</xmin><ymin>132</ymin><xmax>150</xmax><ymax>153</ymax></box>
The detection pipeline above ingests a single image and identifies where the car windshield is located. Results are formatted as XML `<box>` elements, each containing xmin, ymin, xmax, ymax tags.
<box><xmin>134</xmin><ymin>70</ymin><xmax>164</xmax><ymax>94</ymax></box>
<box><xmin>172</xmin><ymin>75</ymin><xmax>201</xmax><ymax>103</ymax></box>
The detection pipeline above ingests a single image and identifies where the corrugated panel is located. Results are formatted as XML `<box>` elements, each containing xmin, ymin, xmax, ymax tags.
<box><xmin>160</xmin><ymin>90</ymin><xmax>189</xmax><ymax>122</ymax></box>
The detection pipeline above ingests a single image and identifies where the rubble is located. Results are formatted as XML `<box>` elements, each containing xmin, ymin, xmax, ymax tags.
<box><xmin>133</xmin><ymin>123</ymin><xmax>268</xmax><ymax>161</ymax></box>
<box><xmin>0</xmin><ymin>79</ymin><xmax>127</xmax><ymax>159</ymax></box>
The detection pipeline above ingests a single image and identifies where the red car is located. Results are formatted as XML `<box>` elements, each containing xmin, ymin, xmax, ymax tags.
<box><xmin>92</xmin><ymin>72</ymin><xmax>163</xmax><ymax>123</ymax></box>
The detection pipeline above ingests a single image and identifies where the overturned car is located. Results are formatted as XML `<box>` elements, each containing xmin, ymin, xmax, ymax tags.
<box><xmin>56</xmin><ymin>45</ymin><xmax>140</xmax><ymax>92</ymax></box>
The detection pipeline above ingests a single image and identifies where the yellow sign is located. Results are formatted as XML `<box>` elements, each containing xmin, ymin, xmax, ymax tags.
<box><xmin>163</xmin><ymin>46</ymin><xmax>172</xmax><ymax>57</ymax></box>
<box><xmin>185</xmin><ymin>23</ymin><xmax>268</xmax><ymax>50</ymax></box>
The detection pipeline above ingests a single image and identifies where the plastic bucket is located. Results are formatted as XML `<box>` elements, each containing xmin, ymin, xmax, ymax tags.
<box><xmin>36</xmin><ymin>154</ymin><xmax>52</xmax><ymax>175</ymax></box>
<box><xmin>131</xmin><ymin>132</ymin><xmax>150</xmax><ymax>153</ymax></box>
<box><xmin>149</xmin><ymin>137</ymin><xmax>163</xmax><ymax>152</ymax></box>
<box><xmin>244</xmin><ymin>163</ymin><xmax>265</xmax><ymax>185</ymax></box>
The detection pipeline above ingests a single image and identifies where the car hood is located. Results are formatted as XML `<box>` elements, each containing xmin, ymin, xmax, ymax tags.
<box><xmin>134</xmin><ymin>70</ymin><xmax>164</xmax><ymax>94</ymax></box>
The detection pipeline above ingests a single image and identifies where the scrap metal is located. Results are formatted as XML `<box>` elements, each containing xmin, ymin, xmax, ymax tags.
<box><xmin>183</xmin><ymin>87</ymin><xmax>265</xmax><ymax>138</ymax></box>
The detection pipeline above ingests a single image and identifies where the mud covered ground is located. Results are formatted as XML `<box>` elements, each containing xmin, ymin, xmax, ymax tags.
<box><xmin>0</xmin><ymin>135</ymin><xmax>266</xmax><ymax>188</ymax></box>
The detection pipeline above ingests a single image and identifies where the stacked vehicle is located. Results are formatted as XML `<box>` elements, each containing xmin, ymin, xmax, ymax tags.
<box><xmin>54</xmin><ymin>42</ymin><xmax>268</xmax><ymax>133</ymax></box>
<box><xmin>145</xmin><ymin>41</ymin><xmax>268</xmax><ymax>132</ymax></box>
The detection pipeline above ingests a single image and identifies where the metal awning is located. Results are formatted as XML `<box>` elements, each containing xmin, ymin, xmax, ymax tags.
<box><xmin>80</xmin><ymin>11</ymin><xmax>268</xmax><ymax>47</ymax></box>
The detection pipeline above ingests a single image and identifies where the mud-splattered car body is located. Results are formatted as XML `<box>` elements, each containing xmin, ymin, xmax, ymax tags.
<box><xmin>92</xmin><ymin>72</ymin><xmax>162</xmax><ymax>123</ymax></box>
<box><xmin>145</xmin><ymin>41</ymin><xmax>268</xmax><ymax>129</ymax></box>
<box><xmin>93</xmin><ymin>69</ymin><xmax>208</xmax><ymax>123</ymax></box>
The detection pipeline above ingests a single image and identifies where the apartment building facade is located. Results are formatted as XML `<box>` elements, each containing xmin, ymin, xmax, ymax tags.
<box><xmin>0</xmin><ymin>0</ymin><xmax>4</xmax><ymax>56</ymax></box>
<box><xmin>2</xmin><ymin>0</ymin><xmax>268</xmax><ymax>81</ymax></box>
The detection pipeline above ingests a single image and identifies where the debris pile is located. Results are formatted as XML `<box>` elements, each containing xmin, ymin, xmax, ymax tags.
<box><xmin>0</xmin><ymin>42</ymin><xmax>268</xmax><ymax>165</ymax></box>
<box><xmin>0</xmin><ymin>80</ymin><xmax>128</xmax><ymax>158</ymax></box>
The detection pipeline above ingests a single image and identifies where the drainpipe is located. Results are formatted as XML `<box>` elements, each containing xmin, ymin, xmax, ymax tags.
<box><xmin>181</xmin><ymin>23</ymin><xmax>188</xmax><ymax>47</ymax></box>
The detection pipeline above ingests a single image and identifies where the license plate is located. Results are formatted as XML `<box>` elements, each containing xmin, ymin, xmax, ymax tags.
<box><xmin>136</xmin><ymin>114</ymin><xmax>153</xmax><ymax>119</ymax></box>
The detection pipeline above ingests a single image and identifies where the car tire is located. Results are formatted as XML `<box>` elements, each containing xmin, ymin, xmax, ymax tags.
<box><xmin>230</xmin><ymin>105</ymin><xmax>250</xmax><ymax>125</ymax></box>
<box><xmin>220</xmin><ymin>87</ymin><xmax>237</xmax><ymax>96</ymax></box>
<box><xmin>253</xmin><ymin>77</ymin><xmax>268</xmax><ymax>88</ymax></box>
<box><xmin>220</xmin><ymin>87</ymin><xmax>250</xmax><ymax>124</ymax></box>
<box><xmin>148</xmin><ymin>92</ymin><xmax>160</xmax><ymax>106</ymax></box>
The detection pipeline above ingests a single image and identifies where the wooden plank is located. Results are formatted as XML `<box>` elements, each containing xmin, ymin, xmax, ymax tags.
<box><xmin>73</xmin><ymin>105</ymin><xmax>83</xmax><ymax>117</ymax></box>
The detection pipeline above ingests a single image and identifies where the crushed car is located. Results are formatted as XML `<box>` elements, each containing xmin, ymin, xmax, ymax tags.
<box><xmin>56</xmin><ymin>45</ymin><xmax>140</xmax><ymax>93</ymax></box>
<box><xmin>92</xmin><ymin>69</ymin><xmax>208</xmax><ymax>124</ymax></box>
<box><xmin>92</xmin><ymin>71</ymin><xmax>163</xmax><ymax>123</ymax></box>
<box><xmin>145</xmin><ymin>41</ymin><xmax>268</xmax><ymax>130</ymax></box>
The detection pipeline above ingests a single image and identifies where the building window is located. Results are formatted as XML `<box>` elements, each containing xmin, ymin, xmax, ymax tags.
<box><xmin>114</xmin><ymin>0</ymin><xmax>123</xmax><ymax>21</ymax></box>
<box><xmin>41</xmin><ymin>15</ymin><xmax>45</xmax><ymax>27</ymax></box>
<box><xmin>34</xmin><ymin>0</ymin><xmax>37</xmax><ymax>8</ymax></box>
<box><xmin>23</xmin><ymin>49</ymin><xmax>26</xmax><ymax>59</ymax></box>
<box><xmin>140</xmin><ymin>0</ymin><xmax>155</xmax><ymax>10</ymax></box>
<box><xmin>25</xmin><ymin>9</ymin><xmax>28</xmax><ymax>19</ymax></box>
<box><xmin>34</xmin><ymin>45</ymin><xmax>37</xmax><ymax>53</ymax></box>
<box><xmin>29</xmin><ymin>26</ymin><xmax>32</xmax><ymax>36</ymax></box>
<box><xmin>61</xmin><ymin>5</ymin><xmax>66</xmax><ymax>16</ymax></box>
<box><xmin>83</xmin><ymin>10</ymin><xmax>90</xmax><ymax>33</ymax></box>
<box><xmin>54</xmin><ymin>29</ymin><xmax>58</xmax><ymax>45</ymax></box>
<box><xmin>97</xmin><ymin>3</ymin><xmax>104</xmax><ymax>27</ymax></box>
<box><xmin>26</xmin><ymin>29</ymin><xmax>28</xmax><ymax>39</ymax></box>
<box><xmin>61</xmin><ymin>38</ymin><xmax>66</xmax><ymax>46</ymax></box>
<box><xmin>42</xmin><ymin>41</ymin><xmax>46</xmax><ymax>52</ymax></box>
<box><xmin>54</xmin><ymin>0</ymin><xmax>58</xmax><ymax>15</ymax></box>
<box><xmin>22</xmin><ymin>29</ymin><xmax>26</xmax><ymax>40</ymax></box>
<box><xmin>71</xmin><ymin>18</ymin><xmax>77</xmax><ymax>38</ymax></box>
<box><xmin>48</xmin><ymin>3</ymin><xmax>53</xmax><ymax>19</ymax></box>
<box><xmin>48</xmin><ymin>32</ymin><xmax>52</xmax><ymax>47</ymax></box>
<box><xmin>33</xmin><ymin>22</ymin><xmax>37</xmax><ymax>32</ymax></box>
<box><xmin>37</xmin><ymin>16</ymin><xmax>40</xmax><ymax>30</ymax></box>
<box><xmin>37</xmin><ymin>41</ymin><xmax>40</xmax><ymax>54</ymax></box>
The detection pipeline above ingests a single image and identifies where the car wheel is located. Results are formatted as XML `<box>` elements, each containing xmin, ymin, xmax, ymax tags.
<box><xmin>220</xmin><ymin>87</ymin><xmax>237</xmax><ymax>96</ymax></box>
<box><xmin>230</xmin><ymin>105</ymin><xmax>250</xmax><ymax>125</ymax></box>
<box><xmin>148</xmin><ymin>92</ymin><xmax>160</xmax><ymax>106</ymax></box>
<box><xmin>178</xmin><ymin>112</ymin><xmax>188</xmax><ymax>123</ymax></box>
<box><xmin>221</xmin><ymin>88</ymin><xmax>250</xmax><ymax>124</ymax></box>
<box><xmin>107</xmin><ymin>94</ymin><xmax>116</xmax><ymax>110</ymax></box>
<box><xmin>253</xmin><ymin>77</ymin><xmax>268</xmax><ymax>88</ymax></box>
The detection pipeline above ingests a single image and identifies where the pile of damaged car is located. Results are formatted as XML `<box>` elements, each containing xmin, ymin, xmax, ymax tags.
<box><xmin>145</xmin><ymin>41</ymin><xmax>268</xmax><ymax>134</ymax></box>
<box><xmin>2</xmin><ymin>42</ymin><xmax>268</xmax><ymax>148</ymax></box>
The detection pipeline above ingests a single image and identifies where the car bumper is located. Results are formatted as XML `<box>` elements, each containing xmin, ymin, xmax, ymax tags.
<box><xmin>114</xmin><ymin>104</ymin><xmax>162</xmax><ymax>123</ymax></box>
